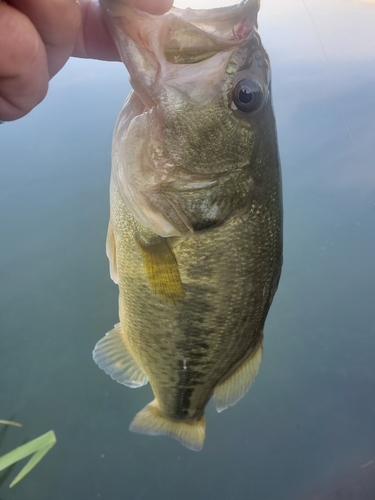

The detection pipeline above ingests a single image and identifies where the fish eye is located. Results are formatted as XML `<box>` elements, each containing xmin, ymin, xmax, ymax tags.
<box><xmin>231</xmin><ymin>79</ymin><xmax>264</xmax><ymax>113</ymax></box>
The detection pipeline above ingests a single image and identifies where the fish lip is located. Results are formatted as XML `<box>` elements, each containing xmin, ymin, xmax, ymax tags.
<box><xmin>169</xmin><ymin>0</ymin><xmax>260</xmax><ymax>40</ymax></box>
<box><xmin>100</xmin><ymin>0</ymin><xmax>260</xmax><ymax>107</ymax></box>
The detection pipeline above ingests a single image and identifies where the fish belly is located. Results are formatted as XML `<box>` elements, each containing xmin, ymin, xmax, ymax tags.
<box><xmin>110</xmin><ymin>173</ymin><xmax>281</xmax><ymax>428</ymax></box>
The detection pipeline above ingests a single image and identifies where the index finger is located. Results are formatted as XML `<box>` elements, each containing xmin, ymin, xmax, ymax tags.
<box><xmin>125</xmin><ymin>0</ymin><xmax>173</xmax><ymax>14</ymax></box>
<box><xmin>73</xmin><ymin>0</ymin><xmax>174</xmax><ymax>60</ymax></box>
<box><xmin>8</xmin><ymin>0</ymin><xmax>81</xmax><ymax>78</ymax></box>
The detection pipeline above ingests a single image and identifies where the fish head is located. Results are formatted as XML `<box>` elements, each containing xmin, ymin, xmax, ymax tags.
<box><xmin>101</xmin><ymin>0</ymin><xmax>277</xmax><ymax>236</ymax></box>
<box><xmin>101</xmin><ymin>0</ymin><xmax>270</xmax><ymax>168</ymax></box>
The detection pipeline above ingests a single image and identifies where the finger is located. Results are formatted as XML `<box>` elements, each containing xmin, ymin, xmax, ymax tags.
<box><xmin>7</xmin><ymin>0</ymin><xmax>81</xmax><ymax>78</ymax></box>
<box><xmin>0</xmin><ymin>3</ymin><xmax>49</xmax><ymax>121</ymax></box>
<box><xmin>126</xmin><ymin>0</ymin><xmax>173</xmax><ymax>15</ymax></box>
<box><xmin>74</xmin><ymin>0</ymin><xmax>120</xmax><ymax>60</ymax></box>
<box><xmin>73</xmin><ymin>0</ymin><xmax>173</xmax><ymax>60</ymax></box>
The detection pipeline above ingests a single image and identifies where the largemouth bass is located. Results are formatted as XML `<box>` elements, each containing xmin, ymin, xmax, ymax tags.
<box><xmin>93</xmin><ymin>0</ymin><xmax>282</xmax><ymax>451</ymax></box>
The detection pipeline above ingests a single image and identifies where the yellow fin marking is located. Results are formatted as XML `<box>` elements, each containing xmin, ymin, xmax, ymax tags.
<box><xmin>130</xmin><ymin>399</ymin><xmax>205</xmax><ymax>451</ymax></box>
<box><xmin>138</xmin><ymin>237</ymin><xmax>185</xmax><ymax>303</ymax></box>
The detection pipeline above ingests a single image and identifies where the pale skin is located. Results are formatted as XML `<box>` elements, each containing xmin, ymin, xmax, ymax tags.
<box><xmin>0</xmin><ymin>0</ymin><xmax>173</xmax><ymax>121</ymax></box>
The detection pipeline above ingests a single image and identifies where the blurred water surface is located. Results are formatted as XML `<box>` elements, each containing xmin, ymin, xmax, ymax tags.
<box><xmin>1</xmin><ymin>1</ymin><xmax>374</xmax><ymax>499</ymax></box>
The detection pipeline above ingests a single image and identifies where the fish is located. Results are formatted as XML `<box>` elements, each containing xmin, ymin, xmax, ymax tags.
<box><xmin>93</xmin><ymin>0</ymin><xmax>282</xmax><ymax>451</ymax></box>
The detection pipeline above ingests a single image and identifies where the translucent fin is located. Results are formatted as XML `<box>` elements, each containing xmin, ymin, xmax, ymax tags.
<box><xmin>93</xmin><ymin>323</ymin><xmax>148</xmax><ymax>388</ymax></box>
<box><xmin>106</xmin><ymin>220</ymin><xmax>119</xmax><ymax>284</ymax></box>
<box><xmin>129</xmin><ymin>400</ymin><xmax>205</xmax><ymax>451</ymax></box>
<box><xmin>137</xmin><ymin>237</ymin><xmax>185</xmax><ymax>303</ymax></box>
<box><xmin>214</xmin><ymin>341</ymin><xmax>263</xmax><ymax>413</ymax></box>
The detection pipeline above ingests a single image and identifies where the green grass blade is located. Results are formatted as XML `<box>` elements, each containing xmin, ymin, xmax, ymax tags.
<box><xmin>0</xmin><ymin>431</ymin><xmax>56</xmax><ymax>487</ymax></box>
<box><xmin>0</xmin><ymin>458</ymin><xmax>19</xmax><ymax>489</ymax></box>
<box><xmin>0</xmin><ymin>420</ymin><xmax>22</xmax><ymax>428</ymax></box>
<box><xmin>9</xmin><ymin>443</ymin><xmax>54</xmax><ymax>488</ymax></box>
<box><xmin>0</xmin><ymin>423</ymin><xmax>11</xmax><ymax>449</ymax></box>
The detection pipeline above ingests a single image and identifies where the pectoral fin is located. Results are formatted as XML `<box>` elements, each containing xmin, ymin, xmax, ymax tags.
<box><xmin>106</xmin><ymin>220</ymin><xmax>119</xmax><ymax>284</ymax></box>
<box><xmin>93</xmin><ymin>323</ymin><xmax>148</xmax><ymax>388</ymax></box>
<box><xmin>130</xmin><ymin>399</ymin><xmax>205</xmax><ymax>451</ymax></box>
<box><xmin>214</xmin><ymin>341</ymin><xmax>263</xmax><ymax>413</ymax></box>
<box><xmin>137</xmin><ymin>236</ymin><xmax>185</xmax><ymax>303</ymax></box>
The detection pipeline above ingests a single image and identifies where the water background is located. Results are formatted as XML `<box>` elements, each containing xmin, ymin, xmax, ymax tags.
<box><xmin>1</xmin><ymin>0</ymin><xmax>375</xmax><ymax>498</ymax></box>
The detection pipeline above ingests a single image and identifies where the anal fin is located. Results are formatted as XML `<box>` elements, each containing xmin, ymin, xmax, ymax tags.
<box><xmin>130</xmin><ymin>399</ymin><xmax>205</xmax><ymax>451</ymax></box>
<box><xmin>93</xmin><ymin>323</ymin><xmax>148</xmax><ymax>388</ymax></box>
<box><xmin>214</xmin><ymin>341</ymin><xmax>263</xmax><ymax>413</ymax></box>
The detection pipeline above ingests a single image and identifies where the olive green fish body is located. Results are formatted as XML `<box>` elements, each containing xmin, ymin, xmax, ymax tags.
<box><xmin>94</xmin><ymin>0</ymin><xmax>282</xmax><ymax>451</ymax></box>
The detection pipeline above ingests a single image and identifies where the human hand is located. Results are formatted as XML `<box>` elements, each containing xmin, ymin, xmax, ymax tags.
<box><xmin>0</xmin><ymin>0</ymin><xmax>173</xmax><ymax>121</ymax></box>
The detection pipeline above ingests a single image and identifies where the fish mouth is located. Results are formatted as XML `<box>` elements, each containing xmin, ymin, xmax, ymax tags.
<box><xmin>169</xmin><ymin>0</ymin><xmax>259</xmax><ymax>38</ymax></box>
<box><xmin>100</xmin><ymin>0</ymin><xmax>260</xmax><ymax>107</ymax></box>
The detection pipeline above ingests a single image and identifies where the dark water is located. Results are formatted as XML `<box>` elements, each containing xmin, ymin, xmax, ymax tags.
<box><xmin>1</xmin><ymin>1</ymin><xmax>375</xmax><ymax>499</ymax></box>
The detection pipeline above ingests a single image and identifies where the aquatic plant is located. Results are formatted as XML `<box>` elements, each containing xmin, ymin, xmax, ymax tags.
<box><xmin>0</xmin><ymin>421</ymin><xmax>56</xmax><ymax>488</ymax></box>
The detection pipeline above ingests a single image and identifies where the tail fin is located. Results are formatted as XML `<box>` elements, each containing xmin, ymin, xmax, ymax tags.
<box><xmin>129</xmin><ymin>400</ymin><xmax>205</xmax><ymax>451</ymax></box>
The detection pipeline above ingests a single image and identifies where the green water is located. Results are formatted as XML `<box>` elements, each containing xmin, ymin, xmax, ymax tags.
<box><xmin>1</xmin><ymin>1</ymin><xmax>375</xmax><ymax>499</ymax></box>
